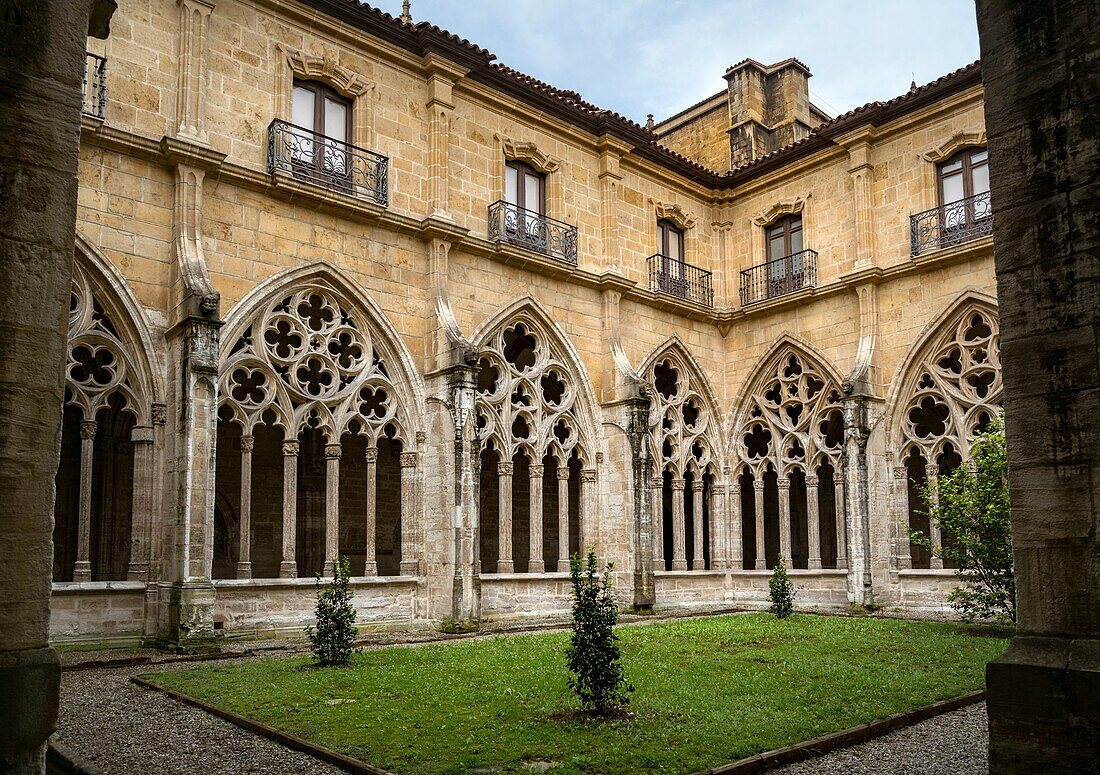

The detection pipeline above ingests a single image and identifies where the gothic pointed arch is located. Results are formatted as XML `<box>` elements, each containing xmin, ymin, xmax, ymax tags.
<box><xmin>887</xmin><ymin>290</ymin><xmax>1001</xmax><ymax>462</ymax></box>
<box><xmin>218</xmin><ymin>262</ymin><xmax>424</xmax><ymax>444</ymax></box>
<box><xmin>68</xmin><ymin>235</ymin><xmax>160</xmax><ymax>424</ymax></box>
<box><xmin>731</xmin><ymin>335</ymin><xmax>845</xmax><ymax>476</ymax></box>
<box><xmin>641</xmin><ymin>336</ymin><xmax>724</xmax><ymax>478</ymax></box>
<box><xmin>471</xmin><ymin>297</ymin><xmax>599</xmax><ymax>466</ymax></box>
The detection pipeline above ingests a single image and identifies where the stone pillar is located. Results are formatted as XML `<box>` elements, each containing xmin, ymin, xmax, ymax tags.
<box><xmin>422</xmin><ymin>55</ymin><xmax>467</xmax><ymax>222</ymax></box>
<box><xmin>729</xmin><ymin>481</ymin><xmax>743</xmax><ymax>569</ymax></box>
<box><xmin>892</xmin><ymin>466</ymin><xmax>912</xmax><ymax>570</ymax></box>
<box><xmin>236</xmin><ymin>435</ymin><xmax>253</xmax><ymax>579</ymax></box>
<box><xmin>497</xmin><ymin>460</ymin><xmax>514</xmax><ymax>573</ymax></box>
<box><xmin>691</xmin><ymin>479</ymin><xmax>705</xmax><ymax>570</ymax></box>
<box><xmin>777</xmin><ymin>477</ymin><xmax>792</xmax><ymax>565</ymax></box>
<box><xmin>627</xmin><ymin>394</ymin><xmax>654</xmax><ymax>608</ymax></box>
<box><xmin>650</xmin><ymin>476</ymin><xmax>664</xmax><ymax>569</ymax></box>
<box><xmin>925</xmin><ymin>463</ymin><xmax>943</xmax><ymax>570</ymax></box>
<box><xmin>363</xmin><ymin>446</ymin><xmax>378</xmax><ymax>576</ymax></box>
<box><xmin>833</xmin><ymin>469</ymin><xmax>848</xmax><ymax>570</ymax></box>
<box><xmin>324</xmin><ymin>443</ymin><xmax>341</xmax><ymax>576</ymax></box>
<box><xmin>445</xmin><ymin>358</ymin><xmax>479</xmax><ymax>624</ymax></box>
<box><xmin>754</xmin><ymin>479</ymin><xmax>766</xmax><ymax>570</ymax></box>
<box><xmin>842</xmin><ymin>395</ymin><xmax>872</xmax><ymax>604</ymax></box>
<box><xmin>557</xmin><ymin>466</ymin><xmax>571</xmax><ymax>571</ymax></box>
<box><xmin>73</xmin><ymin>419</ymin><xmax>97</xmax><ymax>582</ymax></box>
<box><xmin>528</xmin><ymin>463</ymin><xmax>545</xmax><ymax>572</ymax></box>
<box><xmin>580</xmin><ymin>468</ymin><xmax>596</xmax><ymax>556</ymax></box>
<box><xmin>174</xmin><ymin>0</ymin><xmax>215</xmax><ymax>142</ymax></box>
<box><xmin>128</xmin><ymin>425</ymin><xmax>155</xmax><ymax>581</ymax></box>
<box><xmin>710</xmin><ymin>480</ymin><xmax>726</xmax><ymax>570</ymax></box>
<box><xmin>670</xmin><ymin>478</ymin><xmax>688</xmax><ymax>571</ymax></box>
<box><xmin>280</xmin><ymin>439</ymin><xmax>298</xmax><ymax>578</ymax></box>
<box><xmin>0</xmin><ymin>3</ymin><xmax>115</xmax><ymax>770</ymax></box>
<box><xmin>978</xmin><ymin>1</ymin><xmax>1100</xmax><ymax>767</ymax></box>
<box><xmin>399</xmin><ymin>451</ymin><xmax>419</xmax><ymax>576</ymax></box>
<box><xmin>806</xmin><ymin>474</ymin><xmax>822</xmax><ymax>570</ymax></box>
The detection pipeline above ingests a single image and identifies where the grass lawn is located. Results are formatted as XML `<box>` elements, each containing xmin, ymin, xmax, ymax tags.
<box><xmin>146</xmin><ymin>614</ymin><xmax>1008</xmax><ymax>775</ymax></box>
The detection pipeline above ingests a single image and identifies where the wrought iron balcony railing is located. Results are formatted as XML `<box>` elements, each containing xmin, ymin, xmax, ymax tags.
<box><xmin>82</xmin><ymin>52</ymin><xmax>107</xmax><ymax>119</ymax></box>
<box><xmin>267</xmin><ymin>119</ymin><xmax>389</xmax><ymax>207</ymax></box>
<box><xmin>740</xmin><ymin>249</ymin><xmax>818</xmax><ymax>306</ymax></box>
<box><xmin>488</xmin><ymin>200</ymin><xmax>578</xmax><ymax>265</ymax></box>
<box><xmin>648</xmin><ymin>254</ymin><xmax>714</xmax><ymax>308</ymax></box>
<box><xmin>910</xmin><ymin>191</ymin><xmax>993</xmax><ymax>256</ymax></box>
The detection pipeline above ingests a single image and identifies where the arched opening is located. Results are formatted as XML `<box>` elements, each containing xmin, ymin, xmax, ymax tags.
<box><xmin>763</xmin><ymin>465</ymin><xmax>780</xmax><ymax>568</ymax></box>
<box><xmin>511</xmin><ymin>452</ymin><xmax>531</xmax><ymax>572</ymax></box>
<box><xmin>905</xmin><ymin>447</ymin><xmax>931</xmax><ymax>569</ymax></box>
<box><xmin>789</xmin><ymin>468</ymin><xmax>808</xmax><ymax>569</ymax></box>
<box><xmin>817</xmin><ymin>462</ymin><xmax>839</xmax><ymax>568</ymax></box>
<box><xmin>479</xmin><ymin>446</ymin><xmax>500</xmax><ymax>573</ymax></box>
<box><xmin>739</xmin><ymin>468</ymin><xmax>756</xmax><ymax>570</ymax></box>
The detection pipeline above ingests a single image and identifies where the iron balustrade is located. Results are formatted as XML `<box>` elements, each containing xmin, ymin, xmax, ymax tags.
<box><xmin>740</xmin><ymin>248</ymin><xmax>818</xmax><ymax>306</ymax></box>
<box><xmin>910</xmin><ymin>191</ymin><xmax>993</xmax><ymax>255</ymax></box>
<box><xmin>267</xmin><ymin>119</ymin><xmax>389</xmax><ymax>207</ymax></box>
<box><xmin>83</xmin><ymin>52</ymin><xmax>107</xmax><ymax>119</ymax></box>
<box><xmin>487</xmin><ymin>200</ymin><xmax>578</xmax><ymax>265</ymax></box>
<box><xmin>648</xmin><ymin>254</ymin><xmax>714</xmax><ymax>307</ymax></box>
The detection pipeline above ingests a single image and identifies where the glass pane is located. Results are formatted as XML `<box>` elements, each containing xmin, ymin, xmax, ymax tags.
<box><xmin>668</xmin><ymin>231</ymin><xmax>682</xmax><ymax>261</ymax></box>
<box><xmin>291</xmin><ymin>86</ymin><xmax>315</xmax><ymax>164</ymax></box>
<box><xmin>768</xmin><ymin>234</ymin><xmax>786</xmax><ymax>262</ymax></box>
<box><xmin>970</xmin><ymin>149</ymin><xmax>988</xmax><ymax>164</ymax></box>
<box><xmin>324</xmin><ymin>98</ymin><xmax>347</xmax><ymax>143</ymax></box>
<box><xmin>525</xmin><ymin>172</ymin><xmax>541</xmax><ymax>214</ymax></box>
<box><xmin>941</xmin><ymin>159</ymin><xmax>963</xmax><ymax>174</ymax></box>
<box><xmin>971</xmin><ymin>162</ymin><xmax>990</xmax><ymax>196</ymax></box>
<box><xmin>941</xmin><ymin>171</ymin><xmax>964</xmax><ymax>205</ymax></box>
<box><xmin>505</xmin><ymin>165</ymin><xmax>518</xmax><ymax>206</ymax></box>
<box><xmin>790</xmin><ymin>227</ymin><xmax>803</xmax><ymax>255</ymax></box>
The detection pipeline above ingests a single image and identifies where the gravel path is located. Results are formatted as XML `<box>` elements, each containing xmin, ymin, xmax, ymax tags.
<box><xmin>776</xmin><ymin>701</ymin><xmax>988</xmax><ymax>775</ymax></box>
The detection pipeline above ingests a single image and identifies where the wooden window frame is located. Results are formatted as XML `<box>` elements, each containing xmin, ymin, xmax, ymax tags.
<box><xmin>936</xmin><ymin>147</ymin><xmax>991</xmax><ymax>242</ymax></box>
<box><xmin>657</xmin><ymin>219</ymin><xmax>687</xmax><ymax>295</ymax></box>
<box><xmin>936</xmin><ymin>146</ymin><xmax>989</xmax><ymax>207</ymax></box>
<box><xmin>505</xmin><ymin>160</ymin><xmax>546</xmax><ymax>215</ymax></box>
<box><xmin>765</xmin><ymin>215</ymin><xmax>805</xmax><ymax>299</ymax></box>
<box><xmin>291</xmin><ymin>79</ymin><xmax>354</xmax><ymax>187</ymax></box>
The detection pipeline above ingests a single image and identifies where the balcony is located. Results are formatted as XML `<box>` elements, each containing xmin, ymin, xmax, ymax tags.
<box><xmin>740</xmin><ymin>249</ymin><xmax>818</xmax><ymax>306</ymax></box>
<box><xmin>647</xmin><ymin>254</ymin><xmax>714</xmax><ymax>308</ymax></box>
<box><xmin>82</xmin><ymin>52</ymin><xmax>107</xmax><ymax>119</ymax></box>
<box><xmin>267</xmin><ymin>119</ymin><xmax>389</xmax><ymax>207</ymax></box>
<box><xmin>487</xmin><ymin>201</ymin><xmax>578</xmax><ymax>266</ymax></box>
<box><xmin>910</xmin><ymin>192</ymin><xmax>993</xmax><ymax>256</ymax></box>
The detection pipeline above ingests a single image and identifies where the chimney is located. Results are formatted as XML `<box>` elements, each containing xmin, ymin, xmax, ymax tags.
<box><xmin>725</xmin><ymin>58</ymin><xmax>813</xmax><ymax>166</ymax></box>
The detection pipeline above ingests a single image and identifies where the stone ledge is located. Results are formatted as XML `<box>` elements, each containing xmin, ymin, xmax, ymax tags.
<box><xmin>51</xmin><ymin>581</ymin><xmax>147</xmax><ymax>594</ymax></box>
<box><xmin>213</xmin><ymin>576</ymin><xmax>418</xmax><ymax>590</ymax></box>
<box><xmin>479</xmin><ymin>572</ymin><xmax>571</xmax><ymax>582</ymax></box>
<box><xmin>897</xmin><ymin>569</ymin><xmax>958</xmax><ymax>578</ymax></box>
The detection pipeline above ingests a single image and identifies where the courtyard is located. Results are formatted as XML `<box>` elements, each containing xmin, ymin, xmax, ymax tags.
<box><xmin>75</xmin><ymin>613</ymin><xmax>1008</xmax><ymax>775</ymax></box>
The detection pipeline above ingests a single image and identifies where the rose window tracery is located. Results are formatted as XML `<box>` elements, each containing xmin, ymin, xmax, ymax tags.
<box><xmin>647</xmin><ymin>352</ymin><xmax>716</xmax><ymax>477</ymax></box>
<box><xmin>219</xmin><ymin>287</ymin><xmax>405</xmax><ymax>441</ymax></box>
<box><xmin>736</xmin><ymin>349</ymin><xmax>843</xmax><ymax>474</ymax></box>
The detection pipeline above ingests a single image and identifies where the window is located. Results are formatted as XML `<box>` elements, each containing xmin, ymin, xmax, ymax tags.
<box><xmin>765</xmin><ymin>216</ymin><xmax>806</xmax><ymax>297</ymax></box>
<box><xmin>936</xmin><ymin>147</ymin><xmax>991</xmax><ymax>240</ymax></box>
<box><xmin>291</xmin><ymin>80</ymin><xmax>352</xmax><ymax>177</ymax></box>
<box><xmin>657</xmin><ymin>219</ymin><xmax>686</xmax><ymax>294</ymax></box>
<box><xmin>505</xmin><ymin>160</ymin><xmax>545</xmax><ymax>214</ymax></box>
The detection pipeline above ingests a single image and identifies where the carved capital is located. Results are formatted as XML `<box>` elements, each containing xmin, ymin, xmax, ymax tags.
<box><xmin>80</xmin><ymin>420</ymin><xmax>98</xmax><ymax>440</ymax></box>
<box><xmin>529</xmin><ymin>464</ymin><xmax>544</xmax><ymax>477</ymax></box>
<box><xmin>364</xmin><ymin>447</ymin><xmax>379</xmax><ymax>464</ymax></box>
<box><xmin>690</xmin><ymin>479</ymin><xmax>705</xmax><ymax>492</ymax></box>
<box><xmin>805</xmin><ymin>475</ymin><xmax>819</xmax><ymax>487</ymax></box>
<box><xmin>670</xmin><ymin>479</ymin><xmax>686</xmax><ymax>491</ymax></box>
<box><xmin>325</xmin><ymin>443</ymin><xmax>343</xmax><ymax>460</ymax></box>
<box><xmin>240</xmin><ymin>435</ymin><xmax>255</xmax><ymax>453</ymax></box>
<box><xmin>777</xmin><ymin>478</ymin><xmax>791</xmax><ymax>491</ymax></box>
<box><xmin>893</xmin><ymin>466</ymin><xmax>908</xmax><ymax>480</ymax></box>
<box><xmin>498</xmin><ymin>461</ymin><xmax>514</xmax><ymax>476</ymax></box>
<box><xmin>581</xmin><ymin>469</ymin><xmax>597</xmax><ymax>484</ymax></box>
<box><xmin>400</xmin><ymin>452</ymin><xmax>419</xmax><ymax>468</ymax></box>
<box><xmin>282</xmin><ymin>439</ymin><xmax>299</xmax><ymax>457</ymax></box>
<box><xmin>650</xmin><ymin>477</ymin><xmax>664</xmax><ymax>490</ymax></box>
<box><xmin>925</xmin><ymin>464</ymin><xmax>939</xmax><ymax>480</ymax></box>
<box><xmin>754</xmin><ymin>480</ymin><xmax>765</xmax><ymax>492</ymax></box>
<box><xmin>833</xmin><ymin>470</ymin><xmax>844</xmax><ymax>484</ymax></box>
<box><xmin>557</xmin><ymin>466</ymin><xmax>571</xmax><ymax>480</ymax></box>
<box><xmin>151</xmin><ymin>402</ymin><xmax>167</xmax><ymax>425</ymax></box>
<box><xmin>415</xmin><ymin>430</ymin><xmax>426</xmax><ymax>445</ymax></box>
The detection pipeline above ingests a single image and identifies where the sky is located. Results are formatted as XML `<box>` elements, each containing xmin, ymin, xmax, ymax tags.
<box><xmin>373</xmin><ymin>1</ymin><xmax>981</xmax><ymax>123</ymax></box>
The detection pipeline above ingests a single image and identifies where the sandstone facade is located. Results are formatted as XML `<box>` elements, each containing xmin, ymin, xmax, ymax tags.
<box><xmin>58</xmin><ymin>0</ymin><xmax>1000</xmax><ymax>647</ymax></box>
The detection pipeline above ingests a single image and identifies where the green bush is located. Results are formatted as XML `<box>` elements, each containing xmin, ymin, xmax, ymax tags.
<box><xmin>910</xmin><ymin>416</ymin><xmax>1015</xmax><ymax>623</ymax></box>
<box><xmin>565</xmin><ymin>551</ymin><xmax>633</xmax><ymax>715</ymax></box>
<box><xmin>305</xmin><ymin>556</ymin><xmax>360</xmax><ymax>666</ymax></box>
<box><xmin>769</xmin><ymin>556</ymin><xmax>795</xmax><ymax>619</ymax></box>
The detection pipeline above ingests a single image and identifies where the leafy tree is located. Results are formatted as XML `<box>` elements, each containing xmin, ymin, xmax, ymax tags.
<box><xmin>910</xmin><ymin>416</ymin><xmax>1015</xmax><ymax>623</ymax></box>
<box><xmin>305</xmin><ymin>556</ymin><xmax>360</xmax><ymax>666</ymax></box>
<box><xmin>565</xmin><ymin>551</ymin><xmax>633</xmax><ymax>715</ymax></box>
<box><xmin>769</xmin><ymin>556</ymin><xmax>795</xmax><ymax>619</ymax></box>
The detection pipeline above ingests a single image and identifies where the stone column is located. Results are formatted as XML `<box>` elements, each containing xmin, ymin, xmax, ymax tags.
<box><xmin>528</xmin><ymin>463</ymin><xmax>544</xmax><ymax>572</ymax></box>
<box><xmin>580</xmin><ymin>469</ymin><xmax>596</xmax><ymax>556</ymax></box>
<box><xmin>0</xmin><ymin>3</ymin><xmax>115</xmax><ymax>771</ymax></box>
<box><xmin>280</xmin><ymin>439</ymin><xmax>298</xmax><ymax>578</ymax></box>
<box><xmin>729</xmin><ymin>481</ymin><xmax>743</xmax><ymax>569</ymax></box>
<box><xmin>833</xmin><ymin>469</ymin><xmax>848</xmax><ymax>570</ymax></box>
<box><xmin>73</xmin><ymin>420</ymin><xmax>97</xmax><ymax>582</ymax></box>
<box><xmin>777</xmin><ymin>477</ymin><xmax>792</xmax><ymax>565</ymax></box>
<box><xmin>497</xmin><ymin>461</ymin><xmax>514</xmax><ymax>573</ymax></box>
<box><xmin>399</xmin><ymin>452</ymin><xmax>419</xmax><ymax>575</ymax></box>
<box><xmin>127</xmin><ymin>425</ymin><xmax>155</xmax><ymax>581</ymax></box>
<box><xmin>710</xmin><ymin>481</ymin><xmax>726</xmax><ymax>570</ymax></box>
<box><xmin>422</xmin><ymin>55</ymin><xmax>467</xmax><ymax>222</ymax></box>
<box><xmin>557</xmin><ymin>466</ymin><xmax>571</xmax><ymax>571</ymax></box>
<box><xmin>324</xmin><ymin>443</ymin><xmax>341</xmax><ymax>576</ymax></box>
<box><xmin>174</xmin><ymin>0</ymin><xmax>216</xmax><ymax>142</ymax></box>
<box><xmin>363</xmin><ymin>446</ymin><xmax>378</xmax><ymax>576</ymax></box>
<box><xmin>691</xmin><ymin>479</ymin><xmax>705</xmax><ymax>570</ymax></box>
<box><xmin>925</xmin><ymin>463</ymin><xmax>943</xmax><ymax>569</ymax></box>
<box><xmin>754</xmin><ymin>479</ymin><xmax>766</xmax><ymax>570</ymax></box>
<box><xmin>978</xmin><ymin>0</ymin><xmax>1100</xmax><ymax>767</ymax></box>
<box><xmin>892</xmin><ymin>466</ymin><xmax>912</xmax><ymax>570</ymax></box>
<box><xmin>651</xmin><ymin>476</ymin><xmax>664</xmax><ymax>569</ymax></box>
<box><xmin>806</xmin><ymin>475</ymin><xmax>822</xmax><ymax>570</ymax></box>
<box><xmin>236</xmin><ymin>435</ymin><xmax>253</xmax><ymax>579</ymax></box>
<box><xmin>670</xmin><ymin>478</ymin><xmax>688</xmax><ymax>571</ymax></box>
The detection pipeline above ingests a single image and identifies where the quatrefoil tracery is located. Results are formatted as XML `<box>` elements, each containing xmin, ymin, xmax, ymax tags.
<box><xmin>648</xmin><ymin>353</ymin><xmax>715</xmax><ymax>478</ymax></box>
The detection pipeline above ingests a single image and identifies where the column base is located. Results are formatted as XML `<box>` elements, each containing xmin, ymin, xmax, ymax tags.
<box><xmin>279</xmin><ymin>561</ymin><xmax>297</xmax><ymax>578</ymax></box>
<box><xmin>755</xmin><ymin>559</ymin><xmax>766</xmax><ymax>570</ymax></box>
<box><xmin>235</xmin><ymin>562</ymin><xmax>252</xmax><ymax>580</ymax></box>
<box><xmin>691</xmin><ymin>561</ymin><xmax>706</xmax><ymax>571</ymax></box>
<box><xmin>555</xmin><ymin>559</ymin><xmax>570</xmax><ymax>573</ymax></box>
<box><xmin>987</xmin><ymin>635</ymin><xmax>1100</xmax><ymax>773</ymax></box>
<box><xmin>497</xmin><ymin>560</ymin><xmax>514</xmax><ymax>573</ymax></box>
<box><xmin>158</xmin><ymin>581</ymin><xmax>218</xmax><ymax>653</ymax></box>
<box><xmin>399</xmin><ymin>560</ymin><xmax>419</xmax><ymax>576</ymax></box>
<box><xmin>127</xmin><ymin>563</ymin><xmax>149</xmax><ymax>581</ymax></box>
<box><xmin>671</xmin><ymin>559</ymin><xmax>688</xmax><ymax>571</ymax></box>
<box><xmin>72</xmin><ymin>561</ymin><xmax>91</xmax><ymax>582</ymax></box>
<box><xmin>528</xmin><ymin>560</ymin><xmax>545</xmax><ymax>573</ymax></box>
<box><xmin>808</xmin><ymin>558</ymin><xmax>822</xmax><ymax>570</ymax></box>
<box><xmin>836</xmin><ymin>558</ymin><xmax>848</xmax><ymax>570</ymax></box>
<box><xmin>0</xmin><ymin>646</ymin><xmax>59</xmax><ymax>764</ymax></box>
<box><xmin>930</xmin><ymin>557</ymin><xmax>944</xmax><ymax>570</ymax></box>
<box><xmin>362</xmin><ymin>561</ymin><xmax>377</xmax><ymax>576</ymax></box>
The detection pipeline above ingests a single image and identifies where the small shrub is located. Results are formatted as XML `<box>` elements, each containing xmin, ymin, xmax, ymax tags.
<box><xmin>305</xmin><ymin>556</ymin><xmax>360</xmax><ymax>666</ymax></box>
<box><xmin>769</xmin><ymin>556</ymin><xmax>795</xmax><ymax>619</ymax></box>
<box><xmin>565</xmin><ymin>551</ymin><xmax>633</xmax><ymax>715</ymax></box>
<box><xmin>910</xmin><ymin>415</ymin><xmax>1015</xmax><ymax>623</ymax></box>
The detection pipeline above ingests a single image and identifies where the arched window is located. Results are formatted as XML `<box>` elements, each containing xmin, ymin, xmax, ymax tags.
<box><xmin>937</xmin><ymin>147</ymin><xmax>989</xmax><ymax>207</ymax></box>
